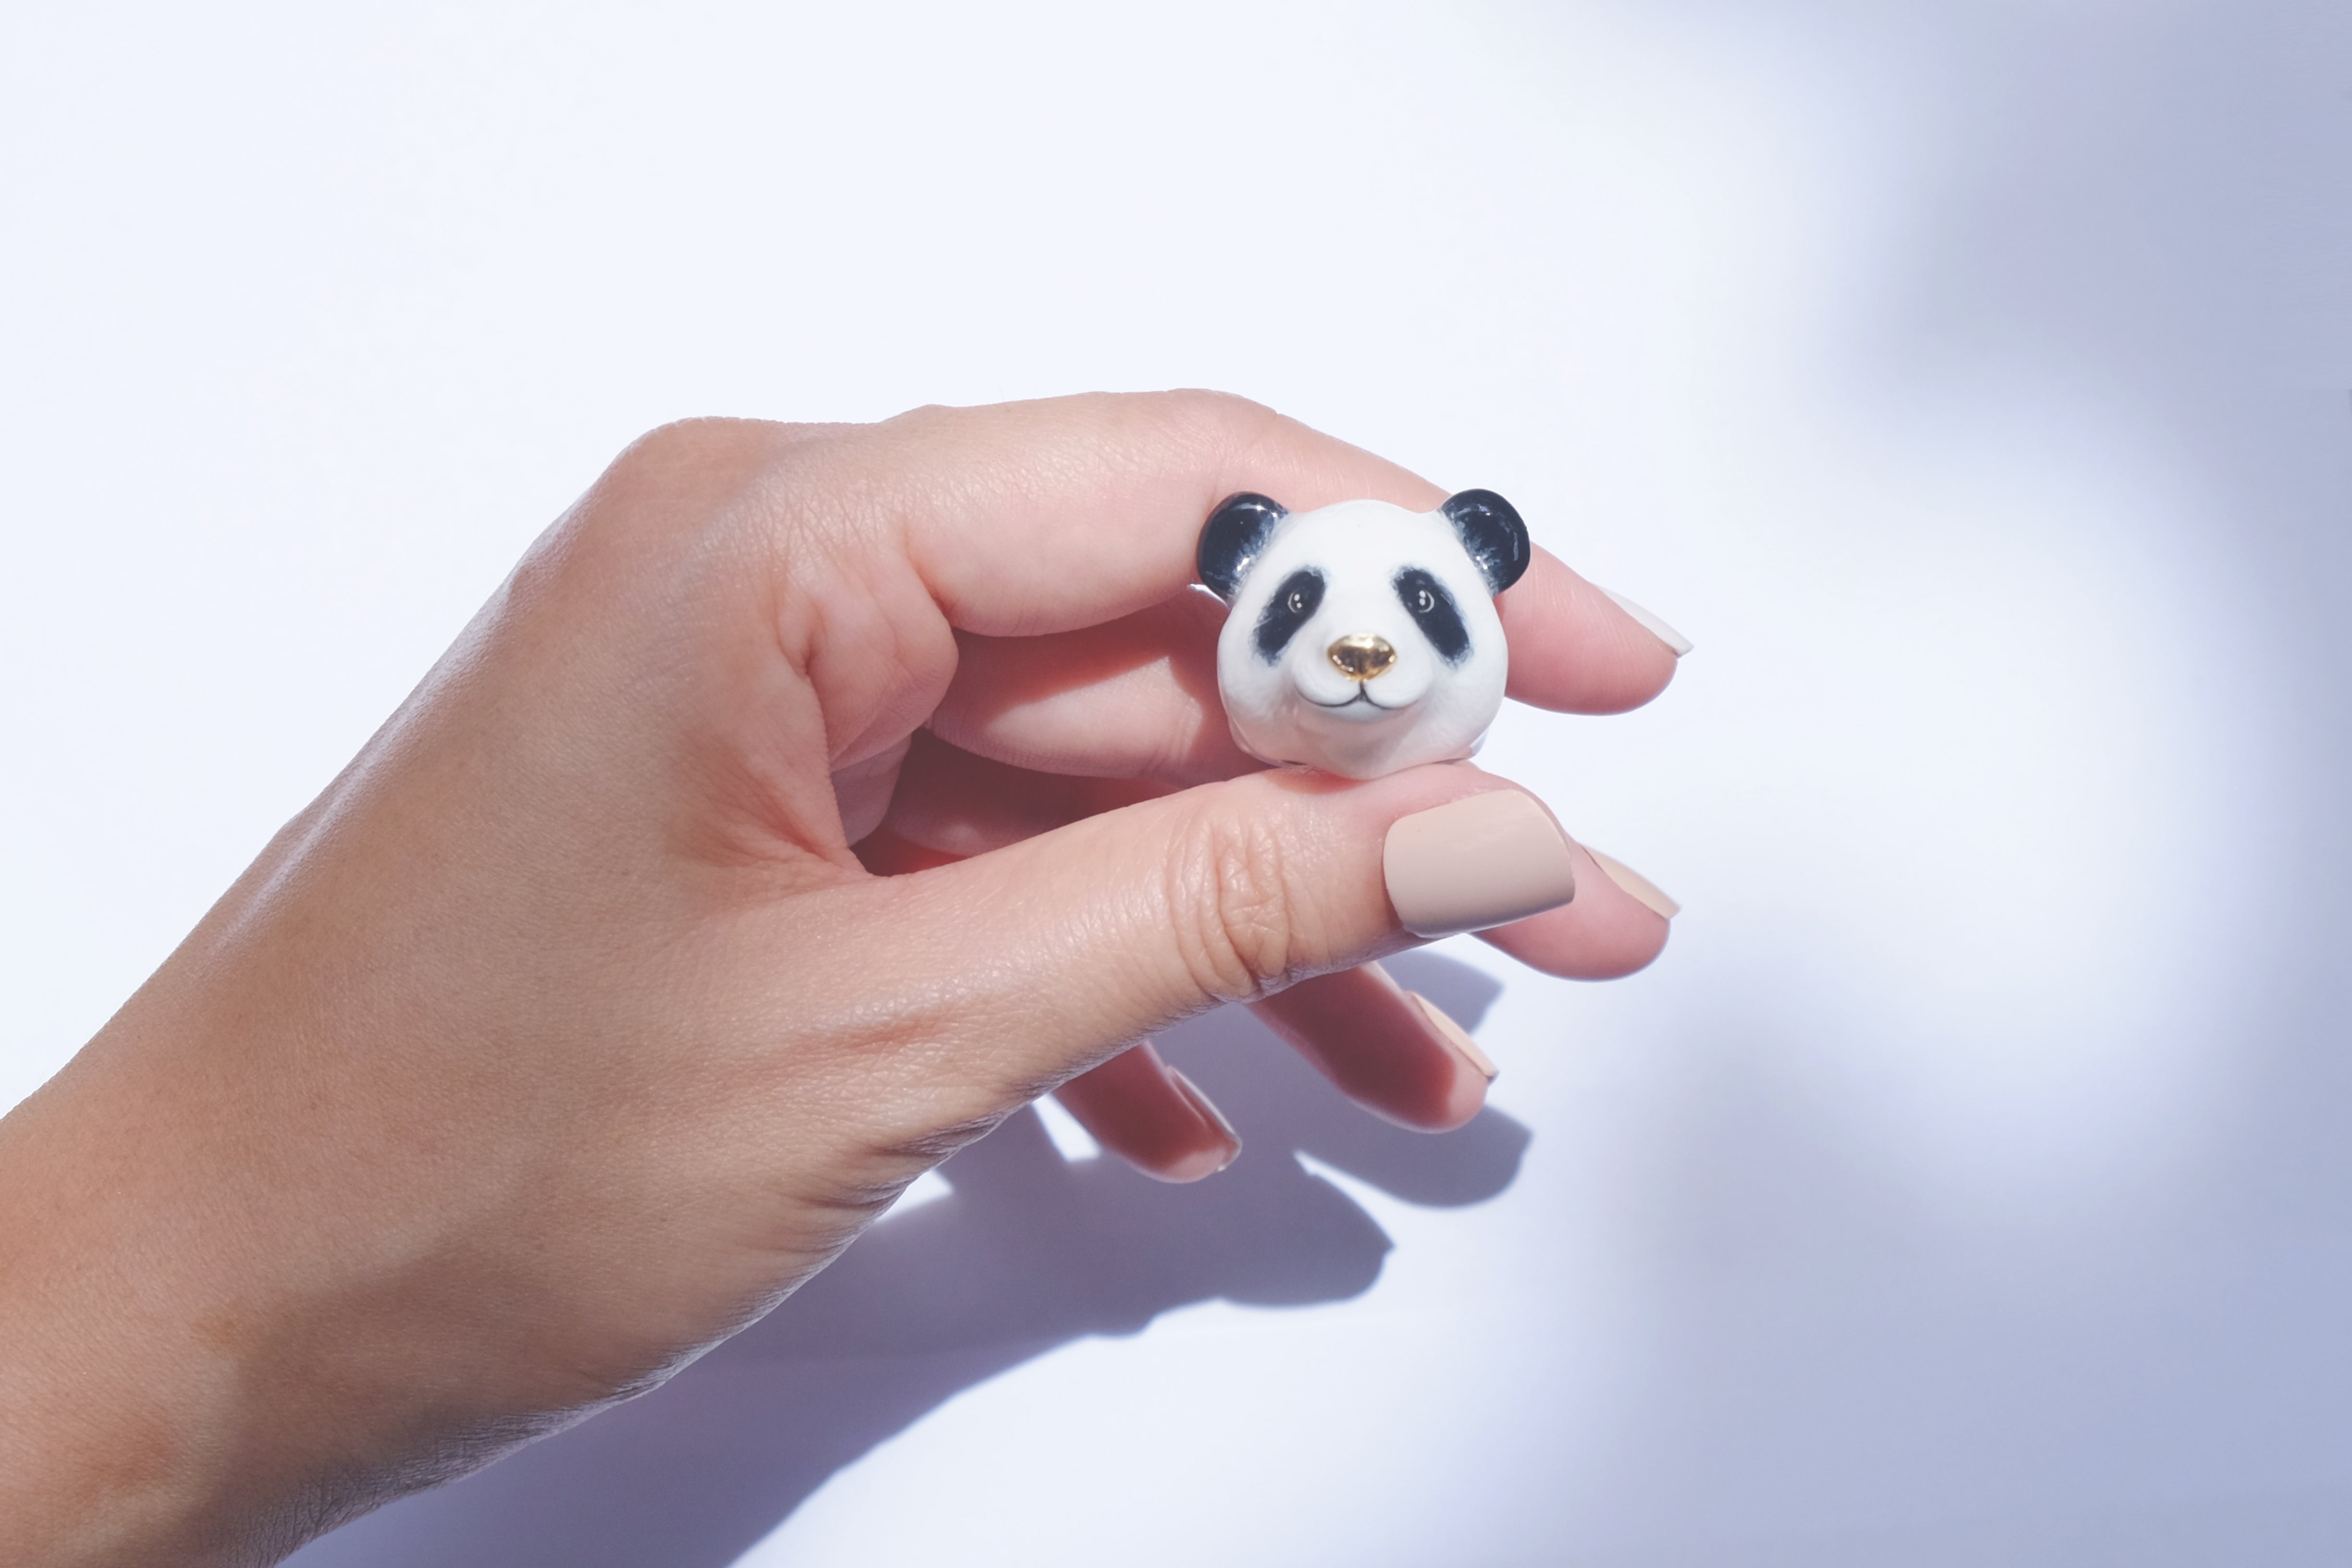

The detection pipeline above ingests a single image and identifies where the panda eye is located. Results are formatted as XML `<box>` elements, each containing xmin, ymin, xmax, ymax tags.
<box><xmin>1393</xmin><ymin>567</ymin><xmax>1470</xmax><ymax>664</ymax></box>
<box><xmin>1254</xmin><ymin>567</ymin><xmax>1326</xmax><ymax>662</ymax></box>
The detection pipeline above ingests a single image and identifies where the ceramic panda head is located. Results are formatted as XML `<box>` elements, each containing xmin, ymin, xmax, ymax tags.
<box><xmin>1197</xmin><ymin>490</ymin><xmax>1530</xmax><ymax>780</ymax></box>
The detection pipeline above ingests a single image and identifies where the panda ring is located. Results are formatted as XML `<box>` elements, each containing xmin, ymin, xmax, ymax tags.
<box><xmin>1196</xmin><ymin>489</ymin><xmax>1531</xmax><ymax>780</ymax></box>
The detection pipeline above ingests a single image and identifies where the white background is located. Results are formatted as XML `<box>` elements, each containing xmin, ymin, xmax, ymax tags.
<box><xmin>5</xmin><ymin>3</ymin><xmax>2351</xmax><ymax>1564</ymax></box>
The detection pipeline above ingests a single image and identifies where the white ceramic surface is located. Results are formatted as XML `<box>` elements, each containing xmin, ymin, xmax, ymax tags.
<box><xmin>1208</xmin><ymin>499</ymin><xmax>1512</xmax><ymax>779</ymax></box>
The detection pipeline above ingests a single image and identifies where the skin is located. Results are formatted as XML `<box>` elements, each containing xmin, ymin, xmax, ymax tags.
<box><xmin>0</xmin><ymin>393</ymin><xmax>1678</xmax><ymax>1566</ymax></box>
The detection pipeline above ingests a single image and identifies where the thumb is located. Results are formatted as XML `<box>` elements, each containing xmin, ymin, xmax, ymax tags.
<box><xmin>795</xmin><ymin>765</ymin><xmax>1579</xmax><ymax>1125</ymax></box>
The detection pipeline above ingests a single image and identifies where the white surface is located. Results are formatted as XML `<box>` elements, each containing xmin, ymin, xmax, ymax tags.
<box><xmin>4</xmin><ymin>3</ymin><xmax>2349</xmax><ymax>1564</ymax></box>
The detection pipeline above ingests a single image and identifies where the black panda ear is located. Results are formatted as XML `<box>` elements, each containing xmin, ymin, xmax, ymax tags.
<box><xmin>1196</xmin><ymin>492</ymin><xmax>1289</xmax><ymax>602</ymax></box>
<box><xmin>1440</xmin><ymin>489</ymin><xmax>1531</xmax><ymax>595</ymax></box>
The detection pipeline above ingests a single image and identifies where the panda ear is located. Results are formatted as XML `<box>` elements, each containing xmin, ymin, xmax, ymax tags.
<box><xmin>1440</xmin><ymin>489</ymin><xmax>1531</xmax><ymax>594</ymax></box>
<box><xmin>1197</xmin><ymin>492</ymin><xmax>1288</xmax><ymax>602</ymax></box>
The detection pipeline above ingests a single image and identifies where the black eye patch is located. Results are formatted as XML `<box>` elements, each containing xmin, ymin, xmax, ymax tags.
<box><xmin>1254</xmin><ymin>568</ymin><xmax>1325</xmax><ymax>661</ymax></box>
<box><xmin>1395</xmin><ymin>568</ymin><xmax>1470</xmax><ymax>663</ymax></box>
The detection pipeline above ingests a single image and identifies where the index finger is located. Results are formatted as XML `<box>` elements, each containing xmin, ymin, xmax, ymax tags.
<box><xmin>859</xmin><ymin>391</ymin><xmax>1439</xmax><ymax>636</ymax></box>
<box><xmin>836</xmin><ymin>391</ymin><xmax>1680</xmax><ymax>709</ymax></box>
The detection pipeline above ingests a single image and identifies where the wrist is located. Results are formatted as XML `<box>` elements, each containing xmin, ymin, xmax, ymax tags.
<box><xmin>0</xmin><ymin>1008</ymin><xmax>366</xmax><ymax>1567</ymax></box>
<box><xmin>1</xmin><ymin>1084</ymin><xmax>220</xmax><ymax>1563</ymax></box>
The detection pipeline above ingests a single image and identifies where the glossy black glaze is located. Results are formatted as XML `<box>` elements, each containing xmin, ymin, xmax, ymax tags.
<box><xmin>1393</xmin><ymin>567</ymin><xmax>1470</xmax><ymax>663</ymax></box>
<box><xmin>1253</xmin><ymin>568</ymin><xmax>1325</xmax><ymax>661</ymax></box>
<box><xmin>1438</xmin><ymin>489</ymin><xmax>1530</xmax><ymax>594</ymax></box>
<box><xmin>1197</xmin><ymin>491</ymin><xmax>1289</xmax><ymax>601</ymax></box>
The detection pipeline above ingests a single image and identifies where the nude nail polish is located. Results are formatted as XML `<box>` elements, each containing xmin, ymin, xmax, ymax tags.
<box><xmin>1165</xmin><ymin>1068</ymin><xmax>1242</xmax><ymax>1172</ymax></box>
<box><xmin>1383</xmin><ymin>791</ymin><xmax>1579</xmax><ymax>938</ymax></box>
<box><xmin>1586</xmin><ymin>847</ymin><xmax>1681</xmax><ymax>920</ymax></box>
<box><xmin>1601</xmin><ymin>588</ymin><xmax>1693</xmax><ymax>657</ymax></box>
<box><xmin>1407</xmin><ymin>992</ymin><xmax>1498</xmax><ymax>1081</ymax></box>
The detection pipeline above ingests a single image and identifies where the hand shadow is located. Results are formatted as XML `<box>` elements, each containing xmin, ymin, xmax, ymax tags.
<box><xmin>289</xmin><ymin>953</ymin><xmax>1527</xmax><ymax>1568</ymax></box>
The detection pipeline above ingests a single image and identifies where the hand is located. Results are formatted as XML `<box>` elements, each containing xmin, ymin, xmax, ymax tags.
<box><xmin>0</xmin><ymin>392</ymin><xmax>1681</xmax><ymax>1565</ymax></box>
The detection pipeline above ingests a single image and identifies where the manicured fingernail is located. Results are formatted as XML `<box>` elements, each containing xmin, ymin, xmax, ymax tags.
<box><xmin>1601</xmin><ymin>588</ymin><xmax>1693</xmax><ymax>657</ymax></box>
<box><xmin>1165</xmin><ymin>1068</ymin><xmax>1242</xmax><ymax>1173</ymax></box>
<box><xmin>1384</xmin><ymin>791</ymin><xmax>1578</xmax><ymax>938</ymax></box>
<box><xmin>1407</xmin><ymin>992</ymin><xmax>1497</xmax><ymax>1081</ymax></box>
<box><xmin>1587</xmin><ymin>847</ymin><xmax>1681</xmax><ymax>919</ymax></box>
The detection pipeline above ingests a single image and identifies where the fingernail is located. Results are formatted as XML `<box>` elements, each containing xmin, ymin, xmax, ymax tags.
<box><xmin>1407</xmin><ymin>991</ymin><xmax>1497</xmax><ymax>1081</ymax></box>
<box><xmin>1601</xmin><ymin>588</ymin><xmax>1693</xmax><ymax>658</ymax></box>
<box><xmin>1587</xmin><ymin>846</ymin><xmax>1681</xmax><ymax>919</ymax></box>
<box><xmin>1165</xmin><ymin>1068</ymin><xmax>1242</xmax><ymax>1173</ymax></box>
<box><xmin>1384</xmin><ymin>791</ymin><xmax>1578</xmax><ymax>938</ymax></box>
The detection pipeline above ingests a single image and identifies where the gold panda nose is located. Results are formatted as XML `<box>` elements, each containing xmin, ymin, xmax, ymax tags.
<box><xmin>1327</xmin><ymin>633</ymin><xmax>1397</xmax><ymax>682</ymax></box>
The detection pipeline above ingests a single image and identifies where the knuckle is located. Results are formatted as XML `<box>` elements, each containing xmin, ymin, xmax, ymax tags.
<box><xmin>542</xmin><ymin>418</ymin><xmax>832</xmax><ymax>570</ymax></box>
<box><xmin>1146</xmin><ymin>386</ymin><xmax>1269</xmax><ymax>424</ymax></box>
<box><xmin>1178</xmin><ymin>387</ymin><xmax>1276</xmax><ymax>424</ymax></box>
<box><xmin>609</xmin><ymin>415</ymin><xmax>771</xmax><ymax>482</ymax></box>
<box><xmin>1164</xmin><ymin>804</ymin><xmax>1311</xmax><ymax>1002</ymax></box>
<box><xmin>631</xmin><ymin>413</ymin><xmax>824</xmax><ymax>461</ymax></box>
<box><xmin>489</xmin><ymin>416</ymin><xmax>862</xmax><ymax>644</ymax></box>
<box><xmin>1156</xmin><ymin>389</ymin><xmax>1282</xmax><ymax>459</ymax></box>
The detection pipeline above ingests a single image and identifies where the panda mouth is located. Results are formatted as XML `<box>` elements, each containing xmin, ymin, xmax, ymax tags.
<box><xmin>1303</xmin><ymin>689</ymin><xmax>1401</xmax><ymax>712</ymax></box>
